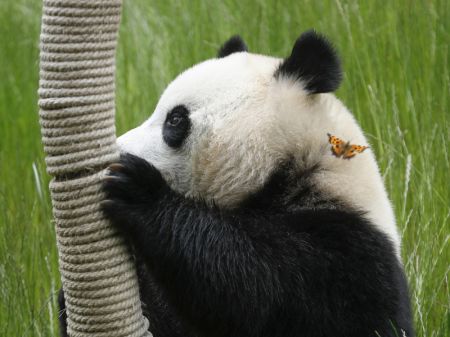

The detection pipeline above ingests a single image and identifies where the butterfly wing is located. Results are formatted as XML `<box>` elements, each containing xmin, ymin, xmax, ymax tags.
<box><xmin>327</xmin><ymin>133</ymin><xmax>345</xmax><ymax>157</ymax></box>
<box><xmin>343</xmin><ymin>144</ymin><xmax>368</xmax><ymax>159</ymax></box>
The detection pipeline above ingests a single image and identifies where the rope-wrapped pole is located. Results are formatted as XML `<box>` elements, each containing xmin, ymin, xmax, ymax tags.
<box><xmin>38</xmin><ymin>1</ymin><xmax>150</xmax><ymax>336</ymax></box>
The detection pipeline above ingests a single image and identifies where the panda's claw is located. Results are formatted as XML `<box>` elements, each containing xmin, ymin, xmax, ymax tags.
<box><xmin>100</xmin><ymin>154</ymin><xmax>169</xmax><ymax>234</ymax></box>
<box><xmin>108</xmin><ymin>162</ymin><xmax>125</xmax><ymax>172</ymax></box>
<box><xmin>100</xmin><ymin>199</ymin><xmax>115</xmax><ymax>208</ymax></box>
<box><xmin>102</xmin><ymin>174</ymin><xmax>121</xmax><ymax>182</ymax></box>
<box><xmin>101</xmin><ymin>153</ymin><xmax>167</xmax><ymax>211</ymax></box>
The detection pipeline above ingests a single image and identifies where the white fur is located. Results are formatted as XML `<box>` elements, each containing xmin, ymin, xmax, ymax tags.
<box><xmin>118</xmin><ymin>52</ymin><xmax>400</xmax><ymax>255</ymax></box>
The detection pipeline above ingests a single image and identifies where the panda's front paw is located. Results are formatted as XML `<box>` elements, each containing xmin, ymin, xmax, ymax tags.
<box><xmin>101</xmin><ymin>153</ymin><xmax>167</xmax><ymax>229</ymax></box>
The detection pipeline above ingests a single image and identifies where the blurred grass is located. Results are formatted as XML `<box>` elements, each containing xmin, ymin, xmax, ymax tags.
<box><xmin>0</xmin><ymin>0</ymin><xmax>448</xmax><ymax>336</ymax></box>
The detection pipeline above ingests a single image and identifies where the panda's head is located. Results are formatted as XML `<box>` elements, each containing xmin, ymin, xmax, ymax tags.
<box><xmin>118</xmin><ymin>31</ymin><xmax>399</xmax><ymax>249</ymax></box>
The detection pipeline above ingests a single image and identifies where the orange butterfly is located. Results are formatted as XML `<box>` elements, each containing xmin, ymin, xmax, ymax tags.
<box><xmin>327</xmin><ymin>133</ymin><xmax>369</xmax><ymax>159</ymax></box>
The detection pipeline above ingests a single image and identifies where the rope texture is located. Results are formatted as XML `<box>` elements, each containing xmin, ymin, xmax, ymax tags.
<box><xmin>38</xmin><ymin>1</ymin><xmax>151</xmax><ymax>336</ymax></box>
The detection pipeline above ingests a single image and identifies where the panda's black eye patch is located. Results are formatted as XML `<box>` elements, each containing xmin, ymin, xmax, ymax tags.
<box><xmin>163</xmin><ymin>105</ymin><xmax>191</xmax><ymax>148</ymax></box>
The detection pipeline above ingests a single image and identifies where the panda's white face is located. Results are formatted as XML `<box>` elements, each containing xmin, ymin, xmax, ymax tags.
<box><xmin>118</xmin><ymin>52</ymin><xmax>283</xmax><ymax>203</ymax></box>
<box><xmin>118</xmin><ymin>33</ymin><xmax>400</xmax><ymax>253</ymax></box>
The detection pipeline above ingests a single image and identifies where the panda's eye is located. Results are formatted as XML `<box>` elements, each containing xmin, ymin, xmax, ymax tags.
<box><xmin>165</xmin><ymin>105</ymin><xmax>189</xmax><ymax>127</ymax></box>
<box><xmin>163</xmin><ymin>105</ymin><xmax>191</xmax><ymax>148</ymax></box>
<box><xmin>167</xmin><ymin>114</ymin><xmax>183</xmax><ymax>127</ymax></box>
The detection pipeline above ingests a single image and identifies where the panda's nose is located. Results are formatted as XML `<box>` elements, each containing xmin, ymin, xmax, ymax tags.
<box><xmin>116</xmin><ymin>125</ymin><xmax>146</xmax><ymax>155</ymax></box>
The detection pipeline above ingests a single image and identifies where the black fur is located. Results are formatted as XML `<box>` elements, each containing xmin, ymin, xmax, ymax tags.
<box><xmin>58</xmin><ymin>288</ymin><xmax>68</xmax><ymax>337</ymax></box>
<box><xmin>217</xmin><ymin>35</ymin><xmax>248</xmax><ymax>58</ymax></box>
<box><xmin>135</xmin><ymin>255</ymin><xmax>192</xmax><ymax>336</ymax></box>
<box><xmin>275</xmin><ymin>30</ymin><xmax>342</xmax><ymax>93</ymax></box>
<box><xmin>162</xmin><ymin>105</ymin><xmax>191</xmax><ymax>148</ymax></box>
<box><xmin>68</xmin><ymin>153</ymin><xmax>411</xmax><ymax>337</ymax></box>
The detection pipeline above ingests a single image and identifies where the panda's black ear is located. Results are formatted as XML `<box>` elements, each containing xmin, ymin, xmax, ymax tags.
<box><xmin>275</xmin><ymin>30</ymin><xmax>342</xmax><ymax>93</ymax></box>
<box><xmin>217</xmin><ymin>35</ymin><xmax>248</xmax><ymax>58</ymax></box>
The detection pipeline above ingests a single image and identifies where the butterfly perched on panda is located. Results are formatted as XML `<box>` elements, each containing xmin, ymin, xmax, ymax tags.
<box><xmin>327</xmin><ymin>133</ymin><xmax>369</xmax><ymax>159</ymax></box>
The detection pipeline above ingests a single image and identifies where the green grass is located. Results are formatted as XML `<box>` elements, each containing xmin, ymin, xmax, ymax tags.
<box><xmin>0</xmin><ymin>0</ymin><xmax>448</xmax><ymax>336</ymax></box>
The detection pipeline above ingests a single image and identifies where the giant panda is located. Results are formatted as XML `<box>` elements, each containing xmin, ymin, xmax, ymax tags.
<box><xmin>59</xmin><ymin>31</ymin><xmax>414</xmax><ymax>337</ymax></box>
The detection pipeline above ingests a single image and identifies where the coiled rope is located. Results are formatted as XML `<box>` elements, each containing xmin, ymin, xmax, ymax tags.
<box><xmin>38</xmin><ymin>1</ymin><xmax>151</xmax><ymax>336</ymax></box>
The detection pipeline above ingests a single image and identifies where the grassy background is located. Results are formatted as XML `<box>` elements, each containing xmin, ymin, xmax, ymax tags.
<box><xmin>0</xmin><ymin>0</ymin><xmax>448</xmax><ymax>336</ymax></box>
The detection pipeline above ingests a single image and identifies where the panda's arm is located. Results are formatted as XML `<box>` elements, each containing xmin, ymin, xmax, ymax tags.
<box><xmin>102</xmin><ymin>154</ymin><xmax>307</xmax><ymax>335</ymax></box>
